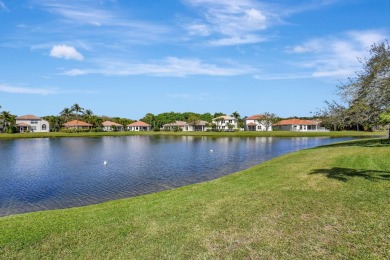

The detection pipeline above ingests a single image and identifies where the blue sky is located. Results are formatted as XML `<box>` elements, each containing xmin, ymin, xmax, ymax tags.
<box><xmin>1</xmin><ymin>0</ymin><xmax>389</xmax><ymax>120</ymax></box>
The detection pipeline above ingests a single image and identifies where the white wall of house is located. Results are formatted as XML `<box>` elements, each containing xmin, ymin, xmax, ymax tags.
<box><xmin>212</xmin><ymin>117</ymin><xmax>238</xmax><ymax>131</ymax></box>
<box><xmin>127</xmin><ymin>126</ymin><xmax>151</xmax><ymax>131</ymax></box>
<box><xmin>245</xmin><ymin>119</ymin><xmax>272</xmax><ymax>131</ymax></box>
<box><xmin>102</xmin><ymin>125</ymin><xmax>123</xmax><ymax>131</ymax></box>
<box><xmin>16</xmin><ymin>119</ymin><xmax>50</xmax><ymax>132</ymax></box>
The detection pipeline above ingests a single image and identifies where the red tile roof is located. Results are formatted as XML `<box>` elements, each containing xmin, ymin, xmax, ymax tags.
<box><xmin>246</xmin><ymin>114</ymin><xmax>265</xmax><ymax>120</ymax></box>
<box><xmin>16</xmin><ymin>122</ymin><xmax>31</xmax><ymax>127</ymax></box>
<box><xmin>16</xmin><ymin>114</ymin><xmax>41</xmax><ymax>120</ymax></box>
<box><xmin>273</xmin><ymin>119</ymin><xmax>319</xmax><ymax>126</ymax></box>
<box><xmin>127</xmin><ymin>121</ymin><xmax>151</xmax><ymax>127</ymax></box>
<box><xmin>102</xmin><ymin>121</ymin><xmax>123</xmax><ymax>127</ymax></box>
<box><xmin>63</xmin><ymin>120</ymin><xmax>93</xmax><ymax>127</ymax></box>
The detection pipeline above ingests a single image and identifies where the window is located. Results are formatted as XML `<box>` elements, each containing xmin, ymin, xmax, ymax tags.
<box><xmin>42</xmin><ymin>124</ymin><xmax>46</xmax><ymax>130</ymax></box>
<box><xmin>31</xmin><ymin>120</ymin><xmax>38</xmax><ymax>124</ymax></box>
<box><xmin>32</xmin><ymin>126</ymin><xmax>37</xmax><ymax>130</ymax></box>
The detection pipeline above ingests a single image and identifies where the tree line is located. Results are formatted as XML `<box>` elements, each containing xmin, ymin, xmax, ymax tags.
<box><xmin>318</xmin><ymin>40</ymin><xmax>390</xmax><ymax>135</ymax></box>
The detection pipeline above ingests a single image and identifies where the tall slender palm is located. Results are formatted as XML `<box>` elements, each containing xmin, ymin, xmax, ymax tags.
<box><xmin>60</xmin><ymin>107</ymin><xmax>73</xmax><ymax>123</ymax></box>
<box><xmin>71</xmin><ymin>103</ymin><xmax>84</xmax><ymax>129</ymax></box>
<box><xmin>84</xmin><ymin>109</ymin><xmax>94</xmax><ymax>123</ymax></box>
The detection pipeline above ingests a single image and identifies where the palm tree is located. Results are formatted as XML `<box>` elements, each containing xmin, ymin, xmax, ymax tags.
<box><xmin>231</xmin><ymin>111</ymin><xmax>241</xmax><ymax>120</ymax></box>
<box><xmin>60</xmin><ymin>107</ymin><xmax>73</xmax><ymax>123</ymax></box>
<box><xmin>83</xmin><ymin>109</ymin><xmax>94</xmax><ymax>123</ymax></box>
<box><xmin>71</xmin><ymin>103</ymin><xmax>84</xmax><ymax>129</ymax></box>
<box><xmin>1</xmin><ymin>111</ymin><xmax>15</xmax><ymax>133</ymax></box>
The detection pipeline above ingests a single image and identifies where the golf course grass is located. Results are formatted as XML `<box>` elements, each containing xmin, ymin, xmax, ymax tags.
<box><xmin>0</xmin><ymin>138</ymin><xmax>389</xmax><ymax>258</ymax></box>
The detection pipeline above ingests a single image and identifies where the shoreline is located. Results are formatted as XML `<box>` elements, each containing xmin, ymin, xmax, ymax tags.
<box><xmin>0</xmin><ymin>130</ymin><xmax>385</xmax><ymax>139</ymax></box>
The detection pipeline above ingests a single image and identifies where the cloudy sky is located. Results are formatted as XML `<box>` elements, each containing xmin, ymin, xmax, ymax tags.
<box><xmin>1</xmin><ymin>0</ymin><xmax>389</xmax><ymax>119</ymax></box>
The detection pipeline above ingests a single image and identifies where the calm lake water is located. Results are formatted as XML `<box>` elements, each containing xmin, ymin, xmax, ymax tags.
<box><xmin>0</xmin><ymin>136</ymin><xmax>353</xmax><ymax>216</ymax></box>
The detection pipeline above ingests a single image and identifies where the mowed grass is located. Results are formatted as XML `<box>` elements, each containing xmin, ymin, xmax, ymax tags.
<box><xmin>0</xmin><ymin>139</ymin><xmax>389</xmax><ymax>259</ymax></box>
<box><xmin>0</xmin><ymin>130</ymin><xmax>385</xmax><ymax>139</ymax></box>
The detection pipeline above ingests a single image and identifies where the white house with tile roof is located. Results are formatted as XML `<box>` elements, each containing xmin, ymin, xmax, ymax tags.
<box><xmin>273</xmin><ymin>119</ymin><xmax>328</xmax><ymax>132</ymax></box>
<box><xmin>162</xmin><ymin>121</ymin><xmax>194</xmax><ymax>131</ymax></box>
<box><xmin>102</xmin><ymin>120</ymin><xmax>124</xmax><ymax>131</ymax></box>
<box><xmin>212</xmin><ymin>115</ymin><xmax>238</xmax><ymax>131</ymax></box>
<box><xmin>245</xmin><ymin>115</ymin><xmax>273</xmax><ymax>131</ymax></box>
<box><xmin>16</xmin><ymin>114</ymin><xmax>50</xmax><ymax>133</ymax></box>
<box><xmin>127</xmin><ymin>121</ymin><xmax>152</xmax><ymax>131</ymax></box>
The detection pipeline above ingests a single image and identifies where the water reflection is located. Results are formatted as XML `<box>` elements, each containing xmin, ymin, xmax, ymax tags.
<box><xmin>0</xmin><ymin>136</ymin><xmax>353</xmax><ymax>216</ymax></box>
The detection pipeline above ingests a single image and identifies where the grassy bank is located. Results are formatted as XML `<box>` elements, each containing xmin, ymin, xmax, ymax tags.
<box><xmin>0</xmin><ymin>130</ymin><xmax>385</xmax><ymax>139</ymax></box>
<box><xmin>1</xmin><ymin>139</ymin><xmax>389</xmax><ymax>258</ymax></box>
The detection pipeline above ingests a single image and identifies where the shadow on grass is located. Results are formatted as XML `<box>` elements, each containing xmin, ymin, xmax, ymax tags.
<box><xmin>310</xmin><ymin>167</ymin><xmax>390</xmax><ymax>182</ymax></box>
<box><xmin>318</xmin><ymin>138</ymin><xmax>390</xmax><ymax>148</ymax></box>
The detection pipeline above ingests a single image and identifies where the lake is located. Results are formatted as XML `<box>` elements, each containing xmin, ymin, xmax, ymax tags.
<box><xmin>0</xmin><ymin>136</ymin><xmax>353</xmax><ymax>216</ymax></box>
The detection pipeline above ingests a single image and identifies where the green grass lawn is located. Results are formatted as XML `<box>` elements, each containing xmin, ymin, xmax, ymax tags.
<box><xmin>0</xmin><ymin>139</ymin><xmax>389</xmax><ymax>258</ymax></box>
<box><xmin>0</xmin><ymin>130</ymin><xmax>385</xmax><ymax>139</ymax></box>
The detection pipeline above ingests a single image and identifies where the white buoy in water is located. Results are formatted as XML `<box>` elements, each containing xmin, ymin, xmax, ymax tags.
<box><xmin>104</xmin><ymin>160</ymin><xmax>108</xmax><ymax>166</ymax></box>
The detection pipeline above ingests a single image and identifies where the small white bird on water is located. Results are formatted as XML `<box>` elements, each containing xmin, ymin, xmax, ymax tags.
<box><xmin>210</xmin><ymin>149</ymin><xmax>213</xmax><ymax>152</ymax></box>
<box><xmin>103</xmin><ymin>160</ymin><xmax>108</xmax><ymax>166</ymax></box>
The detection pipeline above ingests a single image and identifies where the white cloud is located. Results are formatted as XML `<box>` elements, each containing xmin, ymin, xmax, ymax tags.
<box><xmin>284</xmin><ymin>30</ymin><xmax>389</xmax><ymax>79</ymax></box>
<box><xmin>0</xmin><ymin>84</ymin><xmax>59</xmax><ymax>95</ymax></box>
<box><xmin>182</xmin><ymin>0</ymin><xmax>273</xmax><ymax>46</ymax></box>
<box><xmin>62</xmin><ymin>56</ymin><xmax>255</xmax><ymax>77</ymax></box>
<box><xmin>0</xmin><ymin>1</ymin><xmax>9</xmax><ymax>12</ymax></box>
<box><xmin>50</xmin><ymin>45</ymin><xmax>84</xmax><ymax>61</ymax></box>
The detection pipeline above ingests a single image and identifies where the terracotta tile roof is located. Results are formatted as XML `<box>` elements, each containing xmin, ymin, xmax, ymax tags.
<box><xmin>127</xmin><ymin>121</ymin><xmax>151</xmax><ymax>127</ymax></box>
<box><xmin>197</xmin><ymin>120</ymin><xmax>209</xmax><ymax>126</ymax></box>
<box><xmin>63</xmin><ymin>120</ymin><xmax>93</xmax><ymax>127</ymax></box>
<box><xmin>212</xmin><ymin>115</ymin><xmax>236</xmax><ymax>120</ymax></box>
<box><xmin>246</xmin><ymin>114</ymin><xmax>265</xmax><ymax>120</ymax></box>
<box><xmin>16</xmin><ymin>122</ymin><xmax>31</xmax><ymax>127</ymax></box>
<box><xmin>163</xmin><ymin>121</ymin><xmax>188</xmax><ymax>127</ymax></box>
<box><xmin>16</xmin><ymin>114</ymin><xmax>41</xmax><ymax>120</ymax></box>
<box><xmin>102</xmin><ymin>121</ymin><xmax>123</xmax><ymax>127</ymax></box>
<box><xmin>273</xmin><ymin>119</ymin><xmax>319</xmax><ymax>126</ymax></box>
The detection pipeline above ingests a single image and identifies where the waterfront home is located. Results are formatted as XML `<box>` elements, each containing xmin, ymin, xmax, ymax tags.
<box><xmin>127</xmin><ymin>121</ymin><xmax>152</xmax><ymax>131</ymax></box>
<box><xmin>63</xmin><ymin>120</ymin><xmax>93</xmax><ymax>130</ymax></box>
<box><xmin>102</xmin><ymin>120</ymin><xmax>124</xmax><ymax>131</ymax></box>
<box><xmin>162</xmin><ymin>121</ymin><xmax>194</xmax><ymax>131</ymax></box>
<box><xmin>212</xmin><ymin>115</ymin><xmax>238</xmax><ymax>131</ymax></box>
<box><xmin>245</xmin><ymin>115</ymin><xmax>272</xmax><ymax>131</ymax></box>
<box><xmin>15</xmin><ymin>114</ymin><xmax>50</xmax><ymax>133</ymax></box>
<box><xmin>193</xmin><ymin>120</ymin><xmax>210</xmax><ymax>131</ymax></box>
<box><xmin>273</xmin><ymin>119</ymin><xmax>328</xmax><ymax>132</ymax></box>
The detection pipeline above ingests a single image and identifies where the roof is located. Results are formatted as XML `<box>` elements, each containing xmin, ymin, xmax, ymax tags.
<box><xmin>102</xmin><ymin>121</ymin><xmax>123</xmax><ymax>127</ymax></box>
<box><xmin>246</xmin><ymin>114</ymin><xmax>265</xmax><ymax>120</ymax></box>
<box><xmin>212</xmin><ymin>115</ymin><xmax>236</xmax><ymax>120</ymax></box>
<box><xmin>63</xmin><ymin>120</ymin><xmax>93</xmax><ymax>127</ymax></box>
<box><xmin>127</xmin><ymin>121</ymin><xmax>151</xmax><ymax>127</ymax></box>
<box><xmin>273</xmin><ymin>119</ymin><xmax>319</xmax><ymax>126</ymax></box>
<box><xmin>16</xmin><ymin>122</ymin><xmax>31</xmax><ymax>127</ymax></box>
<box><xmin>196</xmin><ymin>120</ymin><xmax>209</xmax><ymax>126</ymax></box>
<box><xmin>16</xmin><ymin>114</ymin><xmax>41</xmax><ymax>120</ymax></box>
<box><xmin>163</xmin><ymin>121</ymin><xmax>189</xmax><ymax>127</ymax></box>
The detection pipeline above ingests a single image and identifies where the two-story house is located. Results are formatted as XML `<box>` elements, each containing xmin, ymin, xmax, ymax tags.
<box><xmin>15</xmin><ymin>114</ymin><xmax>50</xmax><ymax>133</ymax></box>
<box><xmin>212</xmin><ymin>115</ymin><xmax>238</xmax><ymax>131</ymax></box>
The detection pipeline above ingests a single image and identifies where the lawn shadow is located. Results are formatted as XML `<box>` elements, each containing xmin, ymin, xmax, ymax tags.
<box><xmin>310</xmin><ymin>167</ymin><xmax>390</xmax><ymax>182</ymax></box>
<box><xmin>316</xmin><ymin>138</ymin><xmax>390</xmax><ymax>149</ymax></box>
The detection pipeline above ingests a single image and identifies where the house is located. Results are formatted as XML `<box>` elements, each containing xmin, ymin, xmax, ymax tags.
<box><xmin>273</xmin><ymin>119</ymin><xmax>328</xmax><ymax>132</ymax></box>
<box><xmin>15</xmin><ymin>114</ymin><xmax>50</xmax><ymax>133</ymax></box>
<box><xmin>192</xmin><ymin>120</ymin><xmax>210</xmax><ymax>131</ymax></box>
<box><xmin>162</xmin><ymin>121</ymin><xmax>194</xmax><ymax>131</ymax></box>
<box><xmin>102</xmin><ymin>120</ymin><xmax>124</xmax><ymax>131</ymax></box>
<box><xmin>63</xmin><ymin>120</ymin><xmax>93</xmax><ymax>130</ymax></box>
<box><xmin>127</xmin><ymin>121</ymin><xmax>152</xmax><ymax>131</ymax></box>
<box><xmin>245</xmin><ymin>115</ymin><xmax>272</xmax><ymax>131</ymax></box>
<box><xmin>212</xmin><ymin>115</ymin><xmax>238</xmax><ymax>131</ymax></box>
